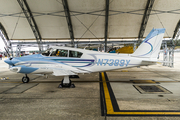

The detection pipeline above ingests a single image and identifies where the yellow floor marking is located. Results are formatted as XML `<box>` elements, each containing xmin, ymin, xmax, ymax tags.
<box><xmin>101</xmin><ymin>72</ymin><xmax>114</xmax><ymax>114</ymax></box>
<box><xmin>132</xmin><ymin>80</ymin><xmax>156</xmax><ymax>83</ymax></box>
<box><xmin>101</xmin><ymin>72</ymin><xmax>180</xmax><ymax>115</ymax></box>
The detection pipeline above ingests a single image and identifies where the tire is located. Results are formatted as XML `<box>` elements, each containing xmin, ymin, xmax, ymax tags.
<box><xmin>22</xmin><ymin>76</ymin><xmax>29</xmax><ymax>83</ymax></box>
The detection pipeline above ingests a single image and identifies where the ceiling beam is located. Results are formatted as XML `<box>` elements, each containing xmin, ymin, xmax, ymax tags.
<box><xmin>104</xmin><ymin>0</ymin><xmax>109</xmax><ymax>52</ymax></box>
<box><xmin>138</xmin><ymin>0</ymin><xmax>155</xmax><ymax>40</ymax></box>
<box><xmin>0</xmin><ymin>23</ymin><xmax>9</xmax><ymax>40</ymax></box>
<box><xmin>11</xmin><ymin>40</ymin><xmax>137</xmax><ymax>45</ymax></box>
<box><xmin>17</xmin><ymin>0</ymin><xmax>43</xmax><ymax>52</ymax></box>
<box><xmin>0</xmin><ymin>23</ymin><xmax>13</xmax><ymax>56</ymax></box>
<box><xmin>62</xmin><ymin>0</ymin><xmax>74</xmax><ymax>47</ymax></box>
<box><xmin>172</xmin><ymin>20</ymin><xmax>180</xmax><ymax>39</ymax></box>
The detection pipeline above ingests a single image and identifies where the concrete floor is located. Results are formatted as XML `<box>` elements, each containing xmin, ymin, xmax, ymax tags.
<box><xmin>0</xmin><ymin>52</ymin><xmax>180</xmax><ymax>120</ymax></box>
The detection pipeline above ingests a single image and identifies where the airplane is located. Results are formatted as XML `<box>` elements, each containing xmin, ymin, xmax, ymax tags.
<box><xmin>4</xmin><ymin>28</ymin><xmax>165</xmax><ymax>88</ymax></box>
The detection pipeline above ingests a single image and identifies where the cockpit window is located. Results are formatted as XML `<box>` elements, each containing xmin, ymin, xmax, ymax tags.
<box><xmin>69</xmin><ymin>50</ymin><xmax>83</xmax><ymax>58</ymax></box>
<box><xmin>42</xmin><ymin>48</ymin><xmax>52</xmax><ymax>56</ymax></box>
<box><xmin>50</xmin><ymin>49</ymin><xmax>68</xmax><ymax>57</ymax></box>
<box><xmin>43</xmin><ymin>48</ymin><xmax>82</xmax><ymax>58</ymax></box>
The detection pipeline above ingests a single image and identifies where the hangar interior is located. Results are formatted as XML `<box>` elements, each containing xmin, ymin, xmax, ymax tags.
<box><xmin>0</xmin><ymin>0</ymin><xmax>180</xmax><ymax>119</ymax></box>
<box><xmin>0</xmin><ymin>0</ymin><xmax>179</xmax><ymax>50</ymax></box>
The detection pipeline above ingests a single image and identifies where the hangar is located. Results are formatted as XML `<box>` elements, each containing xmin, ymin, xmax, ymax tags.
<box><xmin>0</xmin><ymin>0</ymin><xmax>180</xmax><ymax>119</ymax></box>
<box><xmin>0</xmin><ymin>0</ymin><xmax>179</xmax><ymax>52</ymax></box>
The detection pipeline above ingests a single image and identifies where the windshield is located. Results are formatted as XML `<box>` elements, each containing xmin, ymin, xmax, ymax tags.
<box><xmin>42</xmin><ymin>48</ymin><xmax>52</xmax><ymax>56</ymax></box>
<box><xmin>50</xmin><ymin>49</ymin><xmax>68</xmax><ymax>57</ymax></box>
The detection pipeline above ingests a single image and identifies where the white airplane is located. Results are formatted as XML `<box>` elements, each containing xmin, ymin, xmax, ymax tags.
<box><xmin>4</xmin><ymin>28</ymin><xmax>165</xmax><ymax>87</ymax></box>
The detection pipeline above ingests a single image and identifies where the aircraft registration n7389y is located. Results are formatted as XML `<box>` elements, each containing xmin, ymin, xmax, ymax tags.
<box><xmin>4</xmin><ymin>28</ymin><xmax>165</xmax><ymax>87</ymax></box>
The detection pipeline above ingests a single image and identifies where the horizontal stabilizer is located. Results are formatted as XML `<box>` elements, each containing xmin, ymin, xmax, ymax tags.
<box><xmin>142</xmin><ymin>60</ymin><xmax>157</xmax><ymax>65</ymax></box>
<box><xmin>142</xmin><ymin>60</ymin><xmax>173</xmax><ymax>65</ymax></box>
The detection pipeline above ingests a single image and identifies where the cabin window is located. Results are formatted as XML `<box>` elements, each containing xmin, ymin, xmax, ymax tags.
<box><xmin>69</xmin><ymin>50</ymin><xmax>83</xmax><ymax>58</ymax></box>
<box><xmin>42</xmin><ymin>48</ymin><xmax>52</xmax><ymax>56</ymax></box>
<box><xmin>50</xmin><ymin>49</ymin><xmax>68</xmax><ymax>57</ymax></box>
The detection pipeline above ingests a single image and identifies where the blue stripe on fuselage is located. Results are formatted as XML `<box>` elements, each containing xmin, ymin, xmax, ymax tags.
<box><xmin>12</xmin><ymin>54</ymin><xmax>95</xmax><ymax>68</ymax></box>
<box><xmin>15</xmin><ymin>65</ymin><xmax>38</xmax><ymax>74</ymax></box>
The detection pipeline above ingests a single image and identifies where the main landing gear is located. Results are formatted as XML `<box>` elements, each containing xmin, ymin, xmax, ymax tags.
<box><xmin>58</xmin><ymin>76</ymin><xmax>75</xmax><ymax>88</ymax></box>
<box><xmin>22</xmin><ymin>74</ymin><xmax>29</xmax><ymax>83</ymax></box>
<box><xmin>21</xmin><ymin>74</ymin><xmax>76</xmax><ymax>88</ymax></box>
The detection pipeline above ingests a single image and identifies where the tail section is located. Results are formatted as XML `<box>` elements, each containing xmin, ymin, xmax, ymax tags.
<box><xmin>132</xmin><ymin>28</ymin><xmax>165</xmax><ymax>59</ymax></box>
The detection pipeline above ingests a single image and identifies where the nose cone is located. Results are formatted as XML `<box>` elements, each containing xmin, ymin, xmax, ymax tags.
<box><xmin>4</xmin><ymin>58</ymin><xmax>13</xmax><ymax>65</ymax></box>
<box><xmin>11</xmin><ymin>58</ymin><xmax>20</xmax><ymax>65</ymax></box>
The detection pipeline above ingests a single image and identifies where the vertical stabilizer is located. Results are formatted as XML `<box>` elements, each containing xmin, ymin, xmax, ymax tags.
<box><xmin>132</xmin><ymin>28</ymin><xmax>165</xmax><ymax>59</ymax></box>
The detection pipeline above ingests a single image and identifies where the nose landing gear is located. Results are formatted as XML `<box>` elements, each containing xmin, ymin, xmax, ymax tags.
<box><xmin>22</xmin><ymin>74</ymin><xmax>29</xmax><ymax>83</ymax></box>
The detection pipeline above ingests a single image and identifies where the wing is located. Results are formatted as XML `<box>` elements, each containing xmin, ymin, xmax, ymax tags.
<box><xmin>52</xmin><ymin>65</ymin><xmax>89</xmax><ymax>76</ymax></box>
<box><xmin>52</xmin><ymin>69</ymin><xmax>76</xmax><ymax>76</ymax></box>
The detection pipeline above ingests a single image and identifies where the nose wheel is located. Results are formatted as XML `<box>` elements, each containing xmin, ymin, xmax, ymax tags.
<box><xmin>22</xmin><ymin>74</ymin><xmax>29</xmax><ymax>83</ymax></box>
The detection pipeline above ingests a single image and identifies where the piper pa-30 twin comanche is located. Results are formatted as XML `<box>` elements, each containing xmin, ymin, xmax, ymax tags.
<box><xmin>4</xmin><ymin>28</ymin><xmax>165</xmax><ymax>88</ymax></box>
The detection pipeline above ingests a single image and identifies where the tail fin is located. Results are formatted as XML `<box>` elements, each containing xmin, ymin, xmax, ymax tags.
<box><xmin>132</xmin><ymin>28</ymin><xmax>165</xmax><ymax>59</ymax></box>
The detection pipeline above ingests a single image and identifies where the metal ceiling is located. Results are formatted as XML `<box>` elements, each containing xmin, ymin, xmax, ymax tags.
<box><xmin>0</xmin><ymin>0</ymin><xmax>180</xmax><ymax>43</ymax></box>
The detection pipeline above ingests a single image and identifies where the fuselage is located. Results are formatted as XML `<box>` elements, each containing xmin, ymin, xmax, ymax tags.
<box><xmin>4</xmin><ymin>46</ymin><xmax>155</xmax><ymax>75</ymax></box>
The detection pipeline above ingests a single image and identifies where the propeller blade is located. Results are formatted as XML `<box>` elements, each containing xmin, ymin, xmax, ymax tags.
<box><xmin>4</xmin><ymin>47</ymin><xmax>10</xmax><ymax>57</ymax></box>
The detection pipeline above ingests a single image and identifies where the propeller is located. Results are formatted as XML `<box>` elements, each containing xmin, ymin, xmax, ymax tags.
<box><xmin>4</xmin><ymin>47</ymin><xmax>10</xmax><ymax>58</ymax></box>
<box><xmin>4</xmin><ymin>47</ymin><xmax>15</xmax><ymax>68</ymax></box>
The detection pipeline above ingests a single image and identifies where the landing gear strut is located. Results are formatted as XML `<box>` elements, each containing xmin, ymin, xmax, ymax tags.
<box><xmin>58</xmin><ymin>76</ymin><xmax>75</xmax><ymax>88</ymax></box>
<box><xmin>22</xmin><ymin>74</ymin><xmax>29</xmax><ymax>83</ymax></box>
